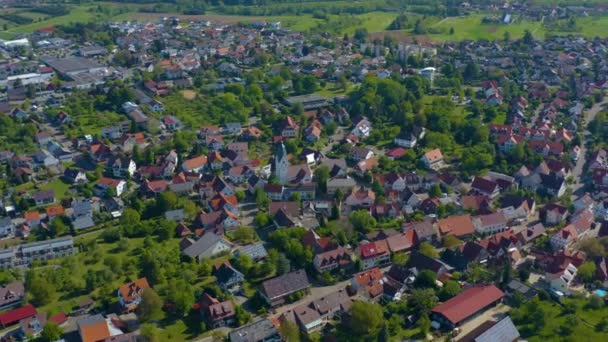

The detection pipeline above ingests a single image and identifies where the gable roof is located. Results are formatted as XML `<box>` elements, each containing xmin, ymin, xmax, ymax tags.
<box><xmin>432</xmin><ymin>285</ymin><xmax>505</xmax><ymax>325</ymax></box>
<box><xmin>118</xmin><ymin>278</ymin><xmax>150</xmax><ymax>302</ymax></box>
<box><xmin>77</xmin><ymin>314</ymin><xmax>111</xmax><ymax>342</ymax></box>
<box><xmin>0</xmin><ymin>304</ymin><xmax>37</xmax><ymax>326</ymax></box>
<box><xmin>261</xmin><ymin>270</ymin><xmax>310</xmax><ymax>300</ymax></box>
<box><xmin>438</xmin><ymin>214</ymin><xmax>475</xmax><ymax>237</ymax></box>
<box><xmin>182</xmin><ymin>232</ymin><xmax>229</xmax><ymax>259</ymax></box>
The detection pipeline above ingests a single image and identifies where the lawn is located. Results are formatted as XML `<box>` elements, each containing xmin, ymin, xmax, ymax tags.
<box><xmin>0</xmin><ymin>5</ymin><xmax>98</xmax><ymax>38</ymax></box>
<box><xmin>315</xmin><ymin>82</ymin><xmax>355</xmax><ymax>97</ymax></box>
<box><xmin>425</xmin><ymin>14</ymin><xmax>544</xmax><ymax>42</ymax></box>
<box><xmin>41</xmin><ymin>179</ymin><xmax>72</xmax><ymax>200</ymax></box>
<box><xmin>516</xmin><ymin>297</ymin><xmax>608</xmax><ymax>341</ymax></box>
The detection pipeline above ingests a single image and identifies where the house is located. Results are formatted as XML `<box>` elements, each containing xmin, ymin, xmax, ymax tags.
<box><xmin>403</xmin><ymin>219</ymin><xmax>438</xmax><ymax>242</ymax></box>
<box><xmin>350</xmin><ymin>268</ymin><xmax>385</xmax><ymax>300</ymax></box>
<box><xmin>472</xmin><ymin>212</ymin><xmax>508</xmax><ymax>235</ymax></box>
<box><xmin>327</xmin><ymin>178</ymin><xmax>356</xmax><ymax>196</ymax></box>
<box><xmin>182</xmin><ymin>232</ymin><xmax>232</xmax><ymax>261</ymax></box>
<box><xmin>214</xmin><ymin>262</ymin><xmax>245</xmax><ymax>293</ymax></box>
<box><xmin>550</xmin><ymin>225</ymin><xmax>579</xmax><ymax>250</ymax></box>
<box><xmin>471</xmin><ymin>177</ymin><xmax>501</xmax><ymax>199</ymax></box>
<box><xmin>117</xmin><ymin>277</ymin><xmax>150</xmax><ymax>312</ymax></box>
<box><xmin>345</xmin><ymin>188</ymin><xmax>376</xmax><ymax>208</ymax></box>
<box><xmin>407</xmin><ymin>251</ymin><xmax>454</xmax><ymax>277</ymax></box>
<box><xmin>0</xmin><ymin>304</ymin><xmax>37</xmax><ymax>328</ymax></box>
<box><xmin>229</xmin><ymin>319</ymin><xmax>280</xmax><ymax>342</ymax></box>
<box><xmin>351</xmin><ymin>117</ymin><xmax>372</xmax><ymax>138</ymax></box>
<box><xmin>31</xmin><ymin>190</ymin><xmax>55</xmax><ymax>206</ymax></box>
<box><xmin>45</xmin><ymin>204</ymin><xmax>65</xmax><ymax>221</ymax></box>
<box><xmin>110</xmin><ymin>157</ymin><xmax>137</xmax><ymax>178</ymax></box>
<box><xmin>63</xmin><ymin>168</ymin><xmax>87</xmax><ymax>184</ymax></box>
<box><xmin>200</xmin><ymin>293</ymin><xmax>235</xmax><ymax>328</ymax></box>
<box><xmin>182</xmin><ymin>155</ymin><xmax>208</xmax><ymax>173</ymax></box>
<box><xmin>431</xmin><ymin>285</ymin><xmax>505</xmax><ymax>329</ymax></box>
<box><xmin>0</xmin><ymin>282</ymin><xmax>24</xmax><ymax>310</ymax></box>
<box><xmin>283</xmin><ymin>289</ymin><xmax>353</xmax><ymax>334</ymax></box>
<box><xmin>437</xmin><ymin>214</ymin><xmax>475</xmax><ymax>238</ymax></box>
<box><xmin>164</xmin><ymin>209</ymin><xmax>185</xmax><ymax>222</ymax></box>
<box><xmin>358</xmin><ymin>240</ymin><xmax>390</xmax><ymax>270</ymax></box>
<box><xmin>235</xmin><ymin>242</ymin><xmax>268</xmax><ymax>261</ymax></box>
<box><xmin>385</xmin><ymin>230</ymin><xmax>418</xmax><ymax>254</ymax></box>
<box><xmin>18</xmin><ymin>313</ymin><xmax>46</xmax><ymax>339</ymax></box>
<box><xmin>421</xmin><ymin>149</ymin><xmax>444</xmax><ymax>170</ymax></box>
<box><xmin>260</xmin><ymin>270</ymin><xmax>311</xmax><ymax>307</ymax></box>
<box><xmin>94</xmin><ymin>178</ymin><xmax>127</xmax><ymax>197</ymax></box>
<box><xmin>546</xmin><ymin>263</ymin><xmax>577</xmax><ymax>295</ymax></box>
<box><xmin>540</xmin><ymin>203</ymin><xmax>569</xmax><ymax>225</ymax></box>
<box><xmin>349</xmin><ymin>147</ymin><xmax>374</xmax><ymax>161</ymax></box>
<box><xmin>313</xmin><ymin>246</ymin><xmax>353</xmax><ymax>273</ymax></box>
<box><xmin>24</xmin><ymin>211</ymin><xmax>41</xmax><ymax>227</ymax></box>
<box><xmin>278</xmin><ymin>116</ymin><xmax>300</xmax><ymax>137</ymax></box>
<box><xmin>394</xmin><ymin>127</ymin><xmax>425</xmax><ymax>148</ymax></box>
<box><xmin>77</xmin><ymin>314</ymin><xmax>111</xmax><ymax>342</ymax></box>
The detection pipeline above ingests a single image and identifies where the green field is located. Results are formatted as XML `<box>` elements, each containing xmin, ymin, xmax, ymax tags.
<box><xmin>424</xmin><ymin>14</ymin><xmax>543</xmax><ymax>41</ymax></box>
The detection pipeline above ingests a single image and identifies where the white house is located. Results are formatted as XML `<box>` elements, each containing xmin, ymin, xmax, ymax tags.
<box><xmin>473</xmin><ymin>212</ymin><xmax>508</xmax><ymax>235</ymax></box>
<box><xmin>547</xmin><ymin>263</ymin><xmax>577</xmax><ymax>295</ymax></box>
<box><xmin>182</xmin><ymin>232</ymin><xmax>233</xmax><ymax>261</ymax></box>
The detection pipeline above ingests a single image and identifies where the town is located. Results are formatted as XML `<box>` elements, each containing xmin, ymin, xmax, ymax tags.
<box><xmin>0</xmin><ymin>0</ymin><xmax>607</xmax><ymax>342</ymax></box>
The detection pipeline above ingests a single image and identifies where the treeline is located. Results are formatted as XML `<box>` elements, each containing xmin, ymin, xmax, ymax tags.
<box><xmin>29</xmin><ymin>5</ymin><xmax>70</xmax><ymax>16</ymax></box>
<box><xmin>0</xmin><ymin>14</ymin><xmax>33</xmax><ymax>25</ymax></box>
<box><xmin>217</xmin><ymin>1</ymin><xmax>388</xmax><ymax>16</ymax></box>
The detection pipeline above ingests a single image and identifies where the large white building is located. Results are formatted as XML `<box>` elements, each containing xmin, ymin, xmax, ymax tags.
<box><xmin>273</xmin><ymin>142</ymin><xmax>289</xmax><ymax>185</ymax></box>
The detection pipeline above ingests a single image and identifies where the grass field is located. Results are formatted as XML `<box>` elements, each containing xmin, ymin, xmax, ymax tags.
<box><xmin>181</xmin><ymin>90</ymin><xmax>198</xmax><ymax>100</ymax></box>
<box><xmin>41</xmin><ymin>179</ymin><xmax>72</xmax><ymax>200</ymax></box>
<box><xmin>0</xmin><ymin>5</ymin><xmax>98</xmax><ymax>39</ymax></box>
<box><xmin>424</xmin><ymin>14</ymin><xmax>544</xmax><ymax>41</ymax></box>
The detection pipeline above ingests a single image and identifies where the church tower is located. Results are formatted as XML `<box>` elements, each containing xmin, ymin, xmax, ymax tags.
<box><xmin>274</xmin><ymin>142</ymin><xmax>289</xmax><ymax>184</ymax></box>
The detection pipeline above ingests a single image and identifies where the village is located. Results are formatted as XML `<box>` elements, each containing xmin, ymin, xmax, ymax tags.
<box><xmin>0</xmin><ymin>1</ymin><xmax>607</xmax><ymax>341</ymax></box>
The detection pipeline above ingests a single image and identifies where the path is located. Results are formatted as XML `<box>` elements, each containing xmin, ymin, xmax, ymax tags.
<box><xmin>454</xmin><ymin>304</ymin><xmax>511</xmax><ymax>340</ymax></box>
<box><xmin>431</xmin><ymin>17</ymin><xmax>451</xmax><ymax>28</ymax></box>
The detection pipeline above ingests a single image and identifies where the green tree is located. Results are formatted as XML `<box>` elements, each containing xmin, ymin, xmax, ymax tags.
<box><xmin>578</xmin><ymin>261</ymin><xmax>596</xmax><ymax>284</ymax></box>
<box><xmin>140</xmin><ymin>323</ymin><xmax>160</xmax><ymax>342</ymax></box>
<box><xmin>409</xmin><ymin>288</ymin><xmax>437</xmax><ymax>314</ymax></box>
<box><xmin>418</xmin><ymin>242</ymin><xmax>439</xmax><ymax>258</ymax></box>
<box><xmin>280</xmin><ymin>320</ymin><xmax>301</xmax><ymax>342</ymax></box>
<box><xmin>138</xmin><ymin>288</ymin><xmax>163</xmax><ymax>322</ymax></box>
<box><xmin>417</xmin><ymin>313</ymin><xmax>431</xmax><ymax>336</ymax></box>
<box><xmin>49</xmin><ymin>218</ymin><xmax>67</xmax><ymax>237</ymax></box>
<box><xmin>235</xmin><ymin>304</ymin><xmax>252</xmax><ymax>326</ymax></box>
<box><xmin>120</xmin><ymin>208</ymin><xmax>141</xmax><ymax>226</ymax></box>
<box><xmin>349</xmin><ymin>301</ymin><xmax>384</xmax><ymax>338</ymax></box>
<box><xmin>313</xmin><ymin>166</ymin><xmax>330</xmax><ymax>194</ymax></box>
<box><xmin>157</xmin><ymin>191</ymin><xmax>178</xmax><ymax>212</ymax></box>
<box><xmin>40</xmin><ymin>322</ymin><xmax>63</xmax><ymax>342</ymax></box>
<box><xmin>522</xmin><ymin>29</ymin><xmax>534</xmax><ymax>45</ymax></box>
<box><xmin>442</xmin><ymin>235</ymin><xmax>462</xmax><ymax>248</ymax></box>
<box><xmin>414</xmin><ymin>270</ymin><xmax>437</xmax><ymax>289</ymax></box>
<box><xmin>428</xmin><ymin>184</ymin><xmax>442</xmax><ymax>198</ymax></box>
<box><xmin>167</xmin><ymin>280</ymin><xmax>194</xmax><ymax>317</ymax></box>
<box><xmin>26</xmin><ymin>271</ymin><xmax>55</xmax><ymax>306</ymax></box>
<box><xmin>349</xmin><ymin>210</ymin><xmax>377</xmax><ymax>232</ymax></box>
<box><xmin>438</xmin><ymin>280</ymin><xmax>461</xmax><ymax>301</ymax></box>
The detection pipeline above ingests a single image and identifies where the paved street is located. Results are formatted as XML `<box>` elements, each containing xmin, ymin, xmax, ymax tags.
<box><xmin>571</xmin><ymin>98</ymin><xmax>608</xmax><ymax>197</ymax></box>
<box><xmin>454</xmin><ymin>304</ymin><xmax>511</xmax><ymax>341</ymax></box>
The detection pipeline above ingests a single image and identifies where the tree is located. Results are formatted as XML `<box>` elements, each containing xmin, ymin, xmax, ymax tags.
<box><xmin>255</xmin><ymin>187</ymin><xmax>270</xmax><ymax>210</ymax></box>
<box><xmin>449</xmin><ymin>27</ymin><xmax>455</xmax><ymax>35</ymax></box>
<box><xmin>522</xmin><ymin>29</ymin><xmax>534</xmax><ymax>45</ymax></box>
<box><xmin>578</xmin><ymin>261</ymin><xmax>596</xmax><ymax>284</ymax></box>
<box><xmin>231</xmin><ymin>227</ymin><xmax>257</xmax><ymax>244</ymax></box>
<box><xmin>349</xmin><ymin>301</ymin><xmax>384</xmax><ymax>338</ymax></box>
<box><xmin>49</xmin><ymin>218</ymin><xmax>67</xmax><ymax>237</ymax></box>
<box><xmin>589</xmin><ymin>294</ymin><xmax>603</xmax><ymax>309</ymax></box>
<box><xmin>428</xmin><ymin>184</ymin><xmax>442</xmax><ymax>198</ymax></box>
<box><xmin>502</xmin><ymin>263</ymin><xmax>513</xmax><ymax>285</ymax></box>
<box><xmin>409</xmin><ymin>288</ymin><xmax>437</xmax><ymax>314</ymax></box>
<box><xmin>167</xmin><ymin>280</ymin><xmax>194</xmax><ymax>317</ymax></box>
<box><xmin>140</xmin><ymin>323</ymin><xmax>160</xmax><ymax>342</ymax></box>
<box><xmin>518</xmin><ymin>267</ymin><xmax>530</xmax><ymax>282</ymax></box>
<box><xmin>417</xmin><ymin>313</ymin><xmax>431</xmax><ymax>336</ymax></box>
<box><xmin>138</xmin><ymin>288</ymin><xmax>163</xmax><ymax>322</ymax></box>
<box><xmin>120</xmin><ymin>208</ymin><xmax>141</xmax><ymax>226</ymax></box>
<box><xmin>418</xmin><ymin>242</ymin><xmax>439</xmax><ymax>258</ymax></box>
<box><xmin>349</xmin><ymin>210</ymin><xmax>377</xmax><ymax>232</ymax></box>
<box><xmin>414</xmin><ymin>270</ymin><xmax>437</xmax><ymax>289</ymax></box>
<box><xmin>442</xmin><ymin>235</ymin><xmax>462</xmax><ymax>248</ymax></box>
<box><xmin>40</xmin><ymin>322</ymin><xmax>63</xmax><ymax>342</ymax></box>
<box><xmin>280</xmin><ymin>320</ymin><xmax>301</xmax><ymax>342</ymax></box>
<box><xmin>27</xmin><ymin>271</ymin><xmax>55</xmax><ymax>306</ymax></box>
<box><xmin>275</xmin><ymin>252</ymin><xmax>291</xmax><ymax>275</ymax></box>
<box><xmin>503</xmin><ymin>31</ymin><xmax>511</xmax><ymax>42</ymax></box>
<box><xmin>254</xmin><ymin>212</ymin><xmax>271</xmax><ymax>228</ymax></box>
<box><xmin>313</xmin><ymin>166</ymin><xmax>330</xmax><ymax>194</ymax></box>
<box><xmin>235</xmin><ymin>305</ymin><xmax>252</xmax><ymax>326</ymax></box>
<box><xmin>157</xmin><ymin>191</ymin><xmax>178</xmax><ymax>212</ymax></box>
<box><xmin>463</xmin><ymin>62</ymin><xmax>480</xmax><ymax>82</ymax></box>
<box><xmin>438</xmin><ymin>280</ymin><xmax>461</xmax><ymax>301</ymax></box>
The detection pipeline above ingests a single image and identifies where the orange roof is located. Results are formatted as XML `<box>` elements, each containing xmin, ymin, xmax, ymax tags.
<box><xmin>184</xmin><ymin>155</ymin><xmax>207</xmax><ymax>170</ymax></box>
<box><xmin>24</xmin><ymin>211</ymin><xmax>40</xmax><ymax>221</ymax></box>
<box><xmin>438</xmin><ymin>214</ymin><xmax>475</xmax><ymax>237</ymax></box>
<box><xmin>45</xmin><ymin>204</ymin><xmax>65</xmax><ymax>217</ymax></box>
<box><xmin>118</xmin><ymin>278</ymin><xmax>150</xmax><ymax>303</ymax></box>
<box><xmin>353</xmin><ymin>267</ymin><xmax>383</xmax><ymax>287</ymax></box>
<box><xmin>424</xmin><ymin>148</ymin><xmax>443</xmax><ymax>162</ymax></box>
<box><xmin>80</xmin><ymin>320</ymin><xmax>110</xmax><ymax>342</ymax></box>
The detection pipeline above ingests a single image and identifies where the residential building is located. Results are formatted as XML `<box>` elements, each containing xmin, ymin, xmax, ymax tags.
<box><xmin>229</xmin><ymin>319</ymin><xmax>280</xmax><ymax>342</ymax></box>
<box><xmin>421</xmin><ymin>149</ymin><xmax>444</xmax><ymax>170</ymax></box>
<box><xmin>182</xmin><ymin>232</ymin><xmax>232</xmax><ymax>262</ymax></box>
<box><xmin>260</xmin><ymin>270</ymin><xmax>311</xmax><ymax>307</ymax></box>
<box><xmin>200</xmin><ymin>293</ymin><xmax>235</xmax><ymax>328</ymax></box>
<box><xmin>358</xmin><ymin>240</ymin><xmax>390</xmax><ymax>270</ymax></box>
<box><xmin>0</xmin><ymin>236</ymin><xmax>76</xmax><ymax>269</ymax></box>
<box><xmin>117</xmin><ymin>277</ymin><xmax>150</xmax><ymax>312</ymax></box>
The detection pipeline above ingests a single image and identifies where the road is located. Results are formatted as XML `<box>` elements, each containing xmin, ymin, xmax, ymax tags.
<box><xmin>571</xmin><ymin>98</ymin><xmax>608</xmax><ymax>197</ymax></box>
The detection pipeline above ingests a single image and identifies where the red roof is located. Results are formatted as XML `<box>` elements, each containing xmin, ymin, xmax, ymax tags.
<box><xmin>0</xmin><ymin>304</ymin><xmax>37</xmax><ymax>326</ymax></box>
<box><xmin>48</xmin><ymin>312</ymin><xmax>68</xmax><ymax>325</ymax></box>
<box><xmin>432</xmin><ymin>285</ymin><xmax>504</xmax><ymax>324</ymax></box>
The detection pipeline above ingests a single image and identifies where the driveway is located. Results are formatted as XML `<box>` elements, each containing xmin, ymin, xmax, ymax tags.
<box><xmin>454</xmin><ymin>303</ymin><xmax>511</xmax><ymax>340</ymax></box>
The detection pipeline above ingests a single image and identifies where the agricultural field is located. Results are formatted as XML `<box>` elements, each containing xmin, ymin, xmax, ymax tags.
<box><xmin>423</xmin><ymin>14</ymin><xmax>544</xmax><ymax>41</ymax></box>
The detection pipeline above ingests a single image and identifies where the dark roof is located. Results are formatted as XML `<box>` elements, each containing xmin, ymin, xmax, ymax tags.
<box><xmin>214</xmin><ymin>263</ymin><xmax>244</xmax><ymax>286</ymax></box>
<box><xmin>261</xmin><ymin>270</ymin><xmax>310</xmax><ymax>300</ymax></box>
<box><xmin>0</xmin><ymin>282</ymin><xmax>24</xmax><ymax>308</ymax></box>
<box><xmin>235</xmin><ymin>242</ymin><xmax>268</xmax><ymax>260</ymax></box>
<box><xmin>229</xmin><ymin>319</ymin><xmax>278</xmax><ymax>342</ymax></box>
<box><xmin>432</xmin><ymin>285</ymin><xmax>505</xmax><ymax>325</ymax></box>
<box><xmin>408</xmin><ymin>251</ymin><xmax>454</xmax><ymax>274</ymax></box>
